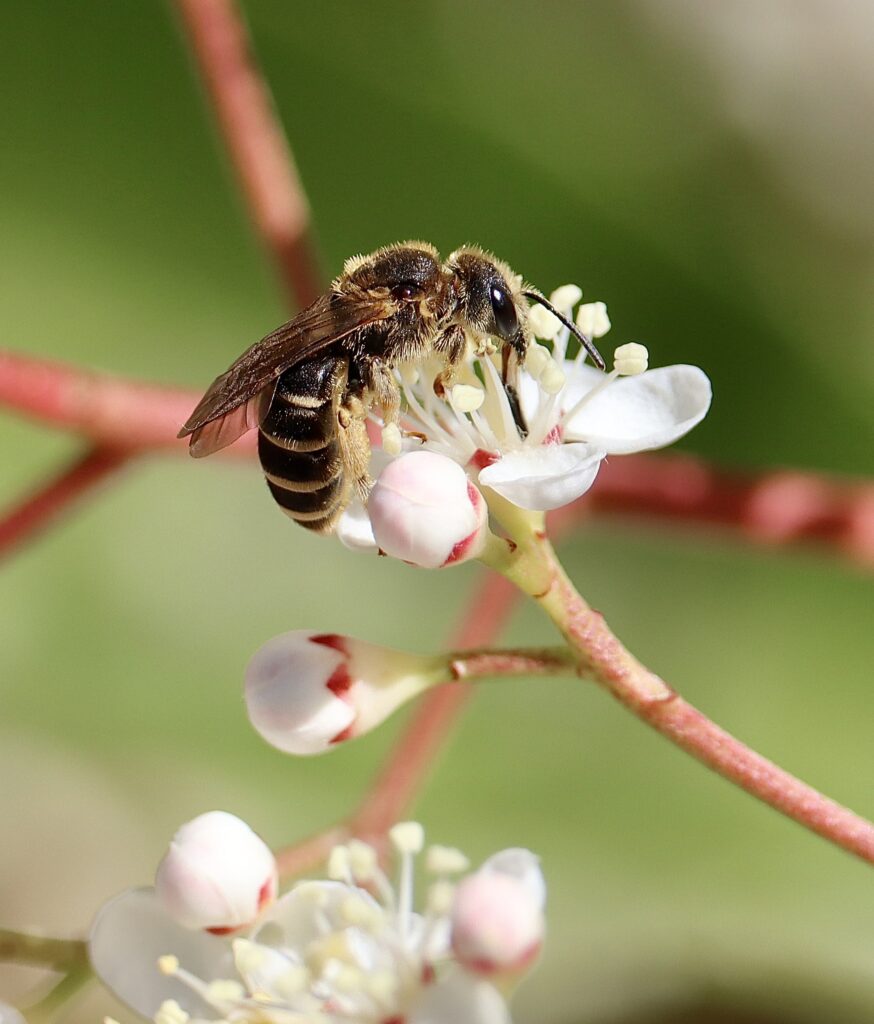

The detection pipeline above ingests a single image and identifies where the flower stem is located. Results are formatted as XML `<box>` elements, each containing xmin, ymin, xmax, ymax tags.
<box><xmin>499</xmin><ymin>530</ymin><xmax>874</xmax><ymax>866</ymax></box>
<box><xmin>0</xmin><ymin>929</ymin><xmax>87</xmax><ymax>970</ymax></box>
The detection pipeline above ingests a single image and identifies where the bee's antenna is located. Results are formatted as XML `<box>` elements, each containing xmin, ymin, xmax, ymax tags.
<box><xmin>522</xmin><ymin>290</ymin><xmax>606</xmax><ymax>371</ymax></box>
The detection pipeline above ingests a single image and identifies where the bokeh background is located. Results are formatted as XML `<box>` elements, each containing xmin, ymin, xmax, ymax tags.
<box><xmin>1</xmin><ymin>2</ymin><xmax>873</xmax><ymax>1022</ymax></box>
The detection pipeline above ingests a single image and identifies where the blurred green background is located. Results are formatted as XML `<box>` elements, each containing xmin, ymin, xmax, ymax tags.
<box><xmin>1</xmin><ymin>2</ymin><xmax>873</xmax><ymax>1022</ymax></box>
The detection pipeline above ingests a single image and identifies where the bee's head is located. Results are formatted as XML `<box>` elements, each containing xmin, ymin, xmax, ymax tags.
<box><xmin>445</xmin><ymin>247</ymin><xmax>530</xmax><ymax>363</ymax></box>
<box><xmin>446</xmin><ymin>246</ymin><xmax>606</xmax><ymax>371</ymax></box>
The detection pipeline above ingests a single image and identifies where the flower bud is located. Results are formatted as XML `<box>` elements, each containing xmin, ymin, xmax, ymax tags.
<box><xmin>451</xmin><ymin>848</ymin><xmax>545</xmax><ymax>975</ymax></box>
<box><xmin>368</xmin><ymin>451</ymin><xmax>488</xmax><ymax>569</ymax></box>
<box><xmin>155</xmin><ymin>812</ymin><xmax>277</xmax><ymax>934</ymax></box>
<box><xmin>245</xmin><ymin>632</ymin><xmax>436</xmax><ymax>755</ymax></box>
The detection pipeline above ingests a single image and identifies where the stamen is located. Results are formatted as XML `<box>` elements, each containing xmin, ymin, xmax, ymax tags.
<box><xmin>327</xmin><ymin>844</ymin><xmax>352</xmax><ymax>882</ymax></box>
<box><xmin>206</xmin><ymin>980</ymin><xmax>246</xmax><ymax>1003</ymax></box>
<box><xmin>525</xmin><ymin>343</ymin><xmax>550</xmax><ymax>378</ymax></box>
<box><xmin>528</xmin><ymin>304</ymin><xmax>561</xmax><ymax>341</ymax></box>
<box><xmin>426</xmin><ymin>880</ymin><xmax>455</xmax><ymax>916</ymax></box>
<box><xmin>347</xmin><ymin>839</ymin><xmax>378</xmax><ymax>881</ymax></box>
<box><xmin>158</xmin><ymin>955</ymin><xmax>179</xmax><ymax>976</ymax></box>
<box><xmin>538</xmin><ymin>360</ymin><xmax>566</xmax><ymax>395</ymax></box>
<box><xmin>549</xmin><ymin>284</ymin><xmax>583</xmax><ymax>310</ymax></box>
<box><xmin>479</xmin><ymin>355</ymin><xmax>520</xmax><ymax>444</ymax></box>
<box><xmin>425</xmin><ymin>845</ymin><xmax>470</xmax><ymax>874</ymax></box>
<box><xmin>613</xmin><ymin>342</ymin><xmax>648</xmax><ymax>376</ymax></box>
<box><xmin>576</xmin><ymin>301</ymin><xmax>611</xmax><ymax>339</ymax></box>
<box><xmin>390</xmin><ymin>822</ymin><xmax>423</xmax><ymax>939</ymax></box>
<box><xmin>449</xmin><ymin>384</ymin><xmax>485</xmax><ymax>413</ymax></box>
<box><xmin>154</xmin><ymin>1001</ymin><xmax>189</xmax><ymax>1024</ymax></box>
<box><xmin>389</xmin><ymin>821</ymin><xmax>425</xmax><ymax>855</ymax></box>
<box><xmin>341</xmin><ymin>894</ymin><xmax>383</xmax><ymax>931</ymax></box>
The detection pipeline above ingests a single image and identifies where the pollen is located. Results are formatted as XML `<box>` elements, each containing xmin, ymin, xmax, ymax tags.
<box><xmin>157</xmin><ymin>955</ymin><xmax>180</xmax><ymax>976</ymax></box>
<box><xmin>450</xmin><ymin>383</ymin><xmax>485</xmax><ymax>413</ymax></box>
<box><xmin>381</xmin><ymin>423</ymin><xmax>403</xmax><ymax>456</ymax></box>
<box><xmin>389</xmin><ymin>821</ymin><xmax>425</xmax><ymax>854</ymax></box>
<box><xmin>613</xmin><ymin>342</ymin><xmax>649</xmax><ymax>376</ymax></box>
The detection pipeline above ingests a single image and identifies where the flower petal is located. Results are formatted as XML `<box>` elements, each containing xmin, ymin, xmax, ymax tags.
<box><xmin>410</xmin><ymin>971</ymin><xmax>510</xmax><ymax>1024</ymax></box>
<box><xmin>336</xmin><ymin>498</ymin><xmax>377</xmax><ymax>551</ymax></box>
<box><xmin>89</xmin><ymin>888</ymin><xmax>233</xmax><ymax>1018</ymax></box>
<box><xmin>478</xmin><ymin>442</ymin><xmax>604</xmax><ymax>511</ymax></box>
<box><xmin>254</xmin><ymin>881</ymin><xmax>379</xmax><ymax>952</ymax></box>
<box><xmin>563</xmin><ymin>364</ymin><xmax>712</xmax><ymax>454</ymax></box>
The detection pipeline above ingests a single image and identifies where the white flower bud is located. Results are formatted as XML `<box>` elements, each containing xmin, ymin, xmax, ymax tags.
<box><xmin>368</xmin><ymin>451</ymin><xmax>488</xmax><ymax>569</ymax></box>
<box><xmin>245</xmin><ymin>632</ymin><xmax>436</xmax><ymax>755</ymax></box>
<box><xmin>575</xmin><ymin>300</ymin><xmax>611</xmax><ymax>339</ymax></box>
<box><xmin>154</xmin><ymin>812</ymin><xmax>277</xmax><ymax>933</ymax></box>
<box><xmin>451</xmin><ymin>848</ymin><xmax>545</xmax><ymax>975</ymax></box>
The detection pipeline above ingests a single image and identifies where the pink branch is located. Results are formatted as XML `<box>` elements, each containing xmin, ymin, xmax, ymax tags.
<box><xmin>0</xmin><ymin>446</ymin><xmax>131</xmax><ymax>562</ymax></box>
<box><xmin>174</xmin><ymin>0</ymin><xmax>323</xmax><ymax>309</ymax></box>
<box><xmin>533</xmin><ymin>540</ymin><xmax>874</xmax><ymax>866</ymax></box>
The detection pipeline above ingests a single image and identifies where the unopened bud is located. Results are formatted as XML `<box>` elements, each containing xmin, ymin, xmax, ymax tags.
<box><xmin>575</xmin><ymin>301</ymin><xmax>611</xmax><ymax>339</ymax></box>
<box><xmin>154</xmin><ymin>812</ymin><xmax>277</xmax><ymax>933</ymax></box>
<box><xmin>451</xmin><ymin>848</ymin><xmax>545</xmax><ymax>976</ymax></box>
<box><xmin>245</xmin><ymin>632</ymin><xmax>437</xmax><ymax>755</ymax></box>
<box><xmin>368</xmin><ymin>451</ymin><xmax>489</xmax><ymax>569</ymax></box>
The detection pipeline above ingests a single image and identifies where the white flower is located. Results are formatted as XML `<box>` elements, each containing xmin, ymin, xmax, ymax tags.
<box><xmin>155</xmin><ymin>812</ymin><xmax>277</xmax><ymax>933</ymax></box>
<box><xmin>90</xmin><ymin>822</ymin><xmax>538</xmax><ymax>1024</ymax></box>
<box><xmin>245</xmin><ymin>632</ymin><xmax>438</xmax><ymax>755</ymax></box>
<box><xmin>338</xmin><ymin>285</ymin><xmax>711</xmax><ymax>544</ymax></box>
<box><xmin>0</xmin><ymin>1003</ymin><xmax>25</xmax><ymax>1024</ymax></box>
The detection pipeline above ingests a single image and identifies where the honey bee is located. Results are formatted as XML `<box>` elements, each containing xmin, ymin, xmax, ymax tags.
<box><xmin>179</xmin><ymin>242</ymin><xmax>605</xmax><ymax>533</ymax></box>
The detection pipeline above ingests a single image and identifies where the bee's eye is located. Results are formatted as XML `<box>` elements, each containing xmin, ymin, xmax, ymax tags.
<box><xmin>391</xmin><ymin>282</ymin><xmax>423</xmax><ymax>301</ymax></box>
<box><xmin>490</xmin><ymin>284</ymin><xmax>518</xmax><ymax>339</ymax></box>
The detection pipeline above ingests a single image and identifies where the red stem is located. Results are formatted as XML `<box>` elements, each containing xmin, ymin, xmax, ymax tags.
<box><xmin>536</xmin><ymin>540</ymin><xmax>874</xmax><ymax>865</ymax></box>
<box><xmin>4</xmin><ymin>347</ymin><xmax>874</xmax><ymax>566</ymax></box>
<box><xmin>0</xmin><ymin>446</ymin><xmax>130</xmax><ymax>562</ymax></box>
<box><xmin>174</xmin><ymin>0</ymin><xmax>323</xmax><ymax>309</ymax></box>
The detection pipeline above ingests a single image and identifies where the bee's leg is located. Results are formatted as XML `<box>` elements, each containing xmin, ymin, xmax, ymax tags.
<box><xmin>364</xmin><ymin>360</ymin><xmax>406</xmax><ymax>455</ymax></box>
<box><xmin>432</xmin><ymin>324</ymin><xmax>467</xmax><ymax>398</ymax></box>
<box><xmin>337</xmin><ymin>390</ymin><xmax>373</xmax><ymax>499</ymax></box>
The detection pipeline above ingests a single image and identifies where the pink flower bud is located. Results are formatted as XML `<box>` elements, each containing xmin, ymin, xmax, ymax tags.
<box><xmin>368</xmin><ymin>451</ymin><xmax>488</xmax><ymax>568</ymax></box>
<box><xmin>451</xmin><ymin>848</ymin><xmax>545</xmax><ymax>975</ymax></box>
<box><xmin>154</xmin><ymin>811</ymin><xmax>277</xmax><ymax>934</ymax></box>
<box><xmin>245</xmin><ymin>632</ymin><xmax>435</xmax><ymax>755</ymax></box>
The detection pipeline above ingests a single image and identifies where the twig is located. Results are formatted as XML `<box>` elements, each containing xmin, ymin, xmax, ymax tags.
<box><xmin>505</xmin><ymin>534</ymin><xmax>874</xmax><ymax>866</ymax></box>
<box><xmin>0</xmin><ymin>446</ymin><xmax>131</xmax><ymax>562</ymax></box>
<box><xmin>174</xmin><ymin>0</ymin><xmax>323</xmax><ymax>309</ymax></box>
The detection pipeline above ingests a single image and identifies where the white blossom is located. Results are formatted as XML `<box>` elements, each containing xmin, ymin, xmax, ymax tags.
<box><xmin>90</xmin><ymin>822</ymin><xmax>539</xmax><ymax>1024</ymax></box>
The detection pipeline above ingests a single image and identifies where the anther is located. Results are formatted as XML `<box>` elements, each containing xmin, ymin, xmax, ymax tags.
<box><xmin>539</xmin><ymin>360</ymin><xmax>566</xmax><ymax>395</ymax></box>
<box><xmin>347</xmin><ymin>838</ymin><xmax>378</xmax><ymax>880</ymax></box>
<box><xmin>154</xmin><ymin>1002</ymin><xmax>189</xmax><ymax>1024</ymax></box>
<box><xmin>613</xmin><ymin>342</ymin><xmax>648</xmax><ymax>376</ymax></box>
<box><xmin>549</xmin><ymin>284</ymin><xmax>583</xmax><ymax>311</ymax></box>
<box><xmin>576</xmin><ymin>301</ymin><xmax>611</xmax><ymax>339</ymax></box>
<box><xmin>426</xmin><ymin>845</ymin><xmax>470</xmax><ymax>874</ymax></box>
<box><xmin>527</xmin><ymin>304</ymin><xmax>561</xmax><ymax>341</ymax></box>
<box><xmin>449</xmin><ymin>384</ymin><xmax>485</xmax><ymax>413</ymax></box>
<box><xmin>157</xmin><ymin>955</ymin><xmax>179</xmax><ymax>976</ymax></box>
<box><xmin>524</xmin><ymin>344</ymin><xmax>550</xmax><ymax>378</ymax></box>
<box><xmin>426</xmin><ymin>880</ymin><xmax>456</xmax><ymax>916</ymax></box>
<box><xmin>327</xmin><ymin>845</ymin><xmax>352</xmax><ymax>881</ymax></box>
<box><xmin>389</xmin><ymin>821</ymin><xmax>425</xmax><ymax>854</ymax></box>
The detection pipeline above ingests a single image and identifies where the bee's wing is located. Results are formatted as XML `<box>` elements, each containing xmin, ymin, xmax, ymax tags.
<box><xmin>178</xmin><ymin>291</ymin><xmax>394</xmax><ymax>457</ymax></box>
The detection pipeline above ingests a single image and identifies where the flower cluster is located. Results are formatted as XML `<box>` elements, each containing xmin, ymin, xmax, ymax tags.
<box><xmin>336</xmin><ymin>285</ymin><xmax>711</xmax><ymax>565</ymax></box>
<box><xmin>90</xmin><ymin>814</ymin><xmax>545</xmax><ymax>1024</ymax></box>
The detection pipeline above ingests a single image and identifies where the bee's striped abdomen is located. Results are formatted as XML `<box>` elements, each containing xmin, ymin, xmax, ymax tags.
<box><xmin>257</xmin><ymin>355</ymin><xmax>350</xmax><ymax>533</ymax></box>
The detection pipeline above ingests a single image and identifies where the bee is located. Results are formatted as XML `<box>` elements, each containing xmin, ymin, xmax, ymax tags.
<box><xmin>179</xmin><ymin>242</ymin><xmax>605</xmax><ymax>533</ymax></box>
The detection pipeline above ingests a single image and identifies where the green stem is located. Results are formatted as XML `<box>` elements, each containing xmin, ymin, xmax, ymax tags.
<box><xmin>0</xmin><ymin>929</ymin><xmax>87</xmax><ymax>970</ymax></box>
